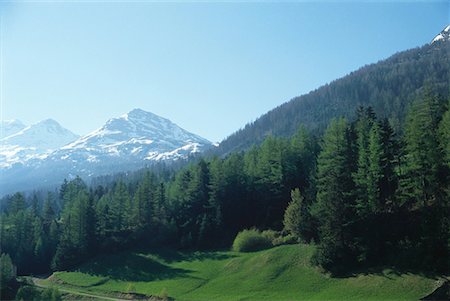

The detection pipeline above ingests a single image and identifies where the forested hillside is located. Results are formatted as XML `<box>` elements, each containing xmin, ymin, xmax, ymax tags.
<box><xmin>217</xmin><ymin>41</ymin><xmax>449</xmax><ymax>154</ymax></box>
<box><xmin>1</xmin><ymin>91</ymin><xmax>448</xmax><ymax>292</ymax></box>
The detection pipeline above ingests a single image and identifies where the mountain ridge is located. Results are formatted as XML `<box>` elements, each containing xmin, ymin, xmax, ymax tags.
<box><xmin>1</xmin><ymin>109</ymin><xmax>212</xmax><ymax>195</ymax></box>
<box><xmin>216</xmin><ymin>31</ymin><xmax>450</xmax><ymax>155</ymax></box>
<box><xmin>1</xmin><ymin>119</ymin><xmax>27</xmax><ymax>139</ymax></box>
<box><xmin>432</xmin><ymin>24</ymin><xmax>450</xmax><ymax>44</ymax></box>
<box><xmin>0</xmin><ymin>119</ymin><xmax>79</xmax><ymax>168</ymax></box>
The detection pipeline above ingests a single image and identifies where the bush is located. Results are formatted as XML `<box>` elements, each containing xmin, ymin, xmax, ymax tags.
<box><xmin>15</xmin><ymin>286</ymin><xmax>39</xmax><ymax>301</ymax></box>
<box><xmin>16</xmin><ymin>286</ymin><xmax>62</xmax><ymax>301</ymax></box>
<box><xmin>272</xmin><ymin>233</ymin><xmax>297</xmax><ymax>246</ymax></box>
<box><xmin>40</xmin><ymin>287</ymin><xmax>62</xmax><ymax>301</ymax></box>
<box><xmin>232</xmin><ymin>229</ymin><xmax>272</xmax><ymax>252</ymax></box>
<box><xmin>261</xmin><ymin>230</ymin><xmax>278</xmax><ymax>244</ymax></box>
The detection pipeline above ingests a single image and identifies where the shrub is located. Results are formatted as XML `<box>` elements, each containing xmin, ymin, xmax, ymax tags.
<box><xmin>232</xmin><ymin>229</ymin><xmax>272</xmax><ymax>252</ymax></box>
<box><xmin>16</xmin><ymin>286</ymin><xmax>62</xmax><ymax>301</ymax></box>
<box><xmin>272</xmin><ymin>233</ymin><xmax>297</xmax><ymax>246</ymax></box>
<box><xmin>261</xmin><ymin>230</ymin><xmax>278</xmax><ymax>244</ymax></box>
<box><xmin>40</xmin><ymin>287</ymin><xmax>62</xmax><ymax>301</ymax></box>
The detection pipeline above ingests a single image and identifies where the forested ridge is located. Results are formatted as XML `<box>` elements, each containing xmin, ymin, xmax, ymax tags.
<box><xmin>1</xmin><ymin>89</ymin><xmax>448</xmax><ymax>298</ymax></box>
<box><xmin>217</xmin><ymin>41</ymin><xmax>450</xmax><ymax>155</ymax></box>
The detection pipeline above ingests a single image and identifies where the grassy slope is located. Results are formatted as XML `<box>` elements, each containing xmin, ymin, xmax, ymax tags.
<box><xmin>47</xmin><ymin>244</ymin><xmax>439</xmax><ymax>301</ymax></box>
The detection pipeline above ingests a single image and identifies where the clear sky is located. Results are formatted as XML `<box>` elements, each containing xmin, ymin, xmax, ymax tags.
<box><xmin>0</xmin><ymin>1</ymin><xmax>448</xmax><ymax>142</ymax></box>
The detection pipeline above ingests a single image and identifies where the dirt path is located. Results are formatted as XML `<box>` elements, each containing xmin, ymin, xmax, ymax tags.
<box><xmin>30</xmin><ymin>277</ymin><xmax>131</xmax><ymax>301</ymax></box>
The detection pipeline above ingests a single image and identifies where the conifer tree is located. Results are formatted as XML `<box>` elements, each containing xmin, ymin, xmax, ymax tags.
<box><xmin>401</xmin><ymin>93</ymin><xmax>445</xmax><ymax>207</ymax></box>
<box><xmin>0</xmin><ymin>254</ymin><xmax>15</xmax><ymax>291</ymax></box>
<box><xmin>283</xmin><ymin>188</ymin><xmax>312</xmax><ymax>241</ymax></box>
<box><xmin>312</xmin><ymin>118</ymin><xmax>356</xmax><ymax>272</ymax></box>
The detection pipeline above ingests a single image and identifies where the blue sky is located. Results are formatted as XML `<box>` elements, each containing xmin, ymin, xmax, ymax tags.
<box><xmin>0</xmin><ymin>1</ymin><xmax>448</xmax><ymax>142</ymax></box>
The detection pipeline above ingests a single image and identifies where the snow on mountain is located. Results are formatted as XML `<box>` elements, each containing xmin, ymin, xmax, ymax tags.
<box><xmin>0</xmin><ymin>109</ymin><xmax>213</xmax><ymax>195</ymax></box>
<box><xmin>54</xmin><ymin>108</ymin><xmax>211</xmax><ymax>164</ymax></box>
<box><xmin>1</xmin><ymin>119</ymin><xmax>26</xmax><ymax>138</ymax></box>
<box><xmin>0</xmin><ymin>119</ymin><xmax>79</xmax><ymax>168</ymax></box>
<box><xmin>432</xmin><ymin>25</ymin><xmax>450</xmax><ymax>44</ymax></box>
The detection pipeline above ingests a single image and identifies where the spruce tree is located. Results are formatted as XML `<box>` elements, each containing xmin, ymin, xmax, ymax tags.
<box><xmin>401</xmin><ymin>93</ymin><xmax>445</xmax><ymax>207</ymax></box>
<box><xmin>283</xmin><ymin>188</ymin><xmax>312</xmax><ymax>242</ymax></box>
<box><xmin>312</xmin><ymin>118</ymin><xmax>356</xmax><ymax>272</ymax></box>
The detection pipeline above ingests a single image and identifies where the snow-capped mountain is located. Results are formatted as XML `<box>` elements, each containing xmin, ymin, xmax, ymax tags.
<box><xmin>0</xmin><ymin>119</ymin><xmax>79</xmax><ymax>168</ymax></box>
<box><xmin>1</xmin><ymin>119</ymin><xmax>26</xmax><ymax>138</ymax></box>
<box><xmin>1</xmin><ymin>109</ymin><xmax>213</xmax><ymax>195</ymax></box>
<box><xmin>52</xmin><ymin>108</ymin><xmax>212</xmax><ymax>165</ymax></box>
<box><xmin>432</xmin><ymin>25</ymin><xmax>450</xmax><ymax>44</ymax></box>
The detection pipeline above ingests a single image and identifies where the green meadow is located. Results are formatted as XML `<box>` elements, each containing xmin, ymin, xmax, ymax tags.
<box><xmin>43</xmin><ymin>244</ymin><xmax>441</xmax><ymax>301</ymax></box>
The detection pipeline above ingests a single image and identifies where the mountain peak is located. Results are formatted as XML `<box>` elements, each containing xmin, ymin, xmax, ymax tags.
<box><xmin>2</xmin><ymin>119</ymin><xmax>25</xmax><ymax>126</ymax></box>
<box><xmin>1</xmin><ymin>119</ymin><xmax>26</xmax><ymax>138</ymax></box>
<box><xmin>128</xmin><ymin>108</ymin><xmax>148</xmax><ymax>115</ymax></box>
<box><xmin>432</xmin><ymin>24</ymin><xmax>450</xmax><ymax>44</ymax></box>
<box><xmin>124</xmin><ymin>108</ymin><xmax>163</xmax><ymax>121</ymax></box>
<box><xmin>0</xmin><ymin>118</ymin><xmax>79</xmax><ymax>169</ymax></box>
<box><xmin>37</xmin><ymin>118</ymin><xmax>61</xmax><ymax>126</ymax></box>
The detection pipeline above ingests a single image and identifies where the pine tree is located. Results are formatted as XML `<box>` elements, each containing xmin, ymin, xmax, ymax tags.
<box><xmin>43</xmin><ymin>193</ymin><xmax>56</xmax><ymax>233</ymax></box>
<box><xmin>52</xmin><ymin>178</ymin><xmax>91</xmax><ymax>269</ymax></box>
<box><xmin>353</xmin><ymin>107</ymin><xmax>377</xmax><ymax>217</ymax></box>
<box><xmin>0</xmin><ymin>254</ymin><xmax>15</xmax><ymax>291</ymax></box>
<box><xmin>312</xmin><ymin>118</ymin><xmax>356</xmax><ymax>272</ymax></box>
<box><xmin>400</xmin><ymin>92</ymin><xmax>448</xmax><ymax>269</ymax></box>
<box><xmin>8</xmin><ymin>193</ymin><xmax>26</xmax><ymax>215</ymax></box>
<box><xmin>283</xmin><ymin>188</ymin><xmax>312</xmax><ymax>242</ymax></box>
<box><xmin>111</xmin><ymin>181</ymin><xmax>131</xmax><ymax>231</ymax></box>
<box><xmin>400</xmin><ymin>93</ymin><xmax>445</xmax><ymax>207</ymax></box>
<box><xmin>437</xmin><ymin>99</ymin><xmax>449</xmax><ymax>168</ymax></box>
<box><xmin>31</xmin><ymin>194</ymin><xmax>40</xmax><ymax>216</ymax></box>
<box><xmin>288</xmin><ymin>126</ymin><xmax>317</xmax><ymax>200</ymax></box>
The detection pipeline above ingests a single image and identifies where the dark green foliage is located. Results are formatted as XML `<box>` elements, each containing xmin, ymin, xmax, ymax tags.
<box><xmin>15</xmin><ymin>286</ymin><xmax>40</xmax><ymax>301</ymax></box>
<box><xmin>40</xmin><ymin>287</ymin><xmax>62</xmax><ymax>301</ymax></box>
<box><xmin>15</xmin><ymin>286</ymin><xmax>61</xmax><ymax>301</ymax></box>
<box><xmin>0</xmin><ymin>94</ymin><xmax>448</xmax><ymax>275</ymax></box>
<box><xmin>8</xmin><ymin>193</ymin><xmax>26</xmax><ymax>215</ymax></box>
<box><xmin>232</xmin><ymin>229</ymin><xmax>272</xmax><ymax>252</ymax></box>
<box><xmin>52</xmin><ymin>178</ymin><xmax>94</xmax><ymax>270</ymax></box>
<box><xmin>397</xmin><ymin>93</ymin><xmax>449</xmax><ymax>270</ymax></box>
<box><xmin>439</xmin><ymin>102</ymin><xmax>450</xmax><ymax>169</ymax></box>
<box><xmin>400</xmin><ymin>92</ymin><xmax>446</xmax><ymax>208</ymax></box>
<box><xmin>311</xmin><ymin>118</ymin><xmax>357</xmax><ymax>273</ymax></box>
<box><xmin>217</xmin><ymin>42</ymin><xmax>450</xmax><ymax>155</ymax></box>
<box><xmin>0</xmin><ymin>254</ymin><xmax>15</xmax><ymax>290</ymax></box>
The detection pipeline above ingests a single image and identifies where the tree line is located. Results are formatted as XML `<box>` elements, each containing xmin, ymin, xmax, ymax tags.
<box><xmin>0</xmin><ymin>92</ymin><xmax>448</xmax><ymax>289</ymax></box>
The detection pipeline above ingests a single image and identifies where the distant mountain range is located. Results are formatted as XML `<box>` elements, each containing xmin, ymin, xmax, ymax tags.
<box><xmin>1</xmin><ymin>109</ymin><xmax>212</xmax><ymax>195</ymax></box>
<box><xmin>216</xmin><ymin>25</ymin><xmax>450</xmax><ymax>155</ymax></box>
<box><xmin>1</xmin><ymin>119</ymin><xmax>79</xmax><ymax>168</ymax></box>
<box><xmin>2</xmin><ymin>25</ymin><xmax>449</xmax><ymax>195</ymax></box>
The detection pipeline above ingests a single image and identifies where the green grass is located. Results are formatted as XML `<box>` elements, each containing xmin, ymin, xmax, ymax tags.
<box><xmin>46</xmin><ymin>244</ymin><xmax>441</xmax><ymax>301</ymax></box>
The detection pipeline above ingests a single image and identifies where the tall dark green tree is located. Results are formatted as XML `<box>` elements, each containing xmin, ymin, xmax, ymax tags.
<box><xmin>353</xmin><ymin>107</ymin><xmax>377</xmax><ymax>216</ymax></box>
<box><xmin>399</xmin><ymin>92</ymin><xmax>448</xmax><ymax>269</ymax></box>
<box><xmin>52</xmin><ymin>179</ymin><xmax>92</xmax><ymax>270</ymax></box>
<box><xmin>312</xmin><ymin>118</ymin><xmax>357</xmax><ymax>272</ymax></box>
<box><xmin>400</xmin><ymin>93</ymin><xmax>446</xmax><ymax>207</ymax></box>
<box><xmin>0</xmin><ymin>253</ymin><xmax>15</xmax><ymax>291</ymax></box>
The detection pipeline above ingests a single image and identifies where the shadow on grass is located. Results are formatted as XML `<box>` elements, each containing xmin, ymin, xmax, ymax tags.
<box><xmin>332</xmin><ymin>264</ymin><xmax>444</xmax><ymax>281</ymax></box>
<box><xmin>75</xmin><ymin>249</ymin><xmax>236</xmax><ymax>283</ymax></box>
<box><xmin>77</xmin><ymin>252</ymin><xmax>193</xmax><ymax>282</ymax></box>
<box><xmin>147</xmin><ymin>248</ymin><xmax>236</xmax><ymax>264</ymax></box>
